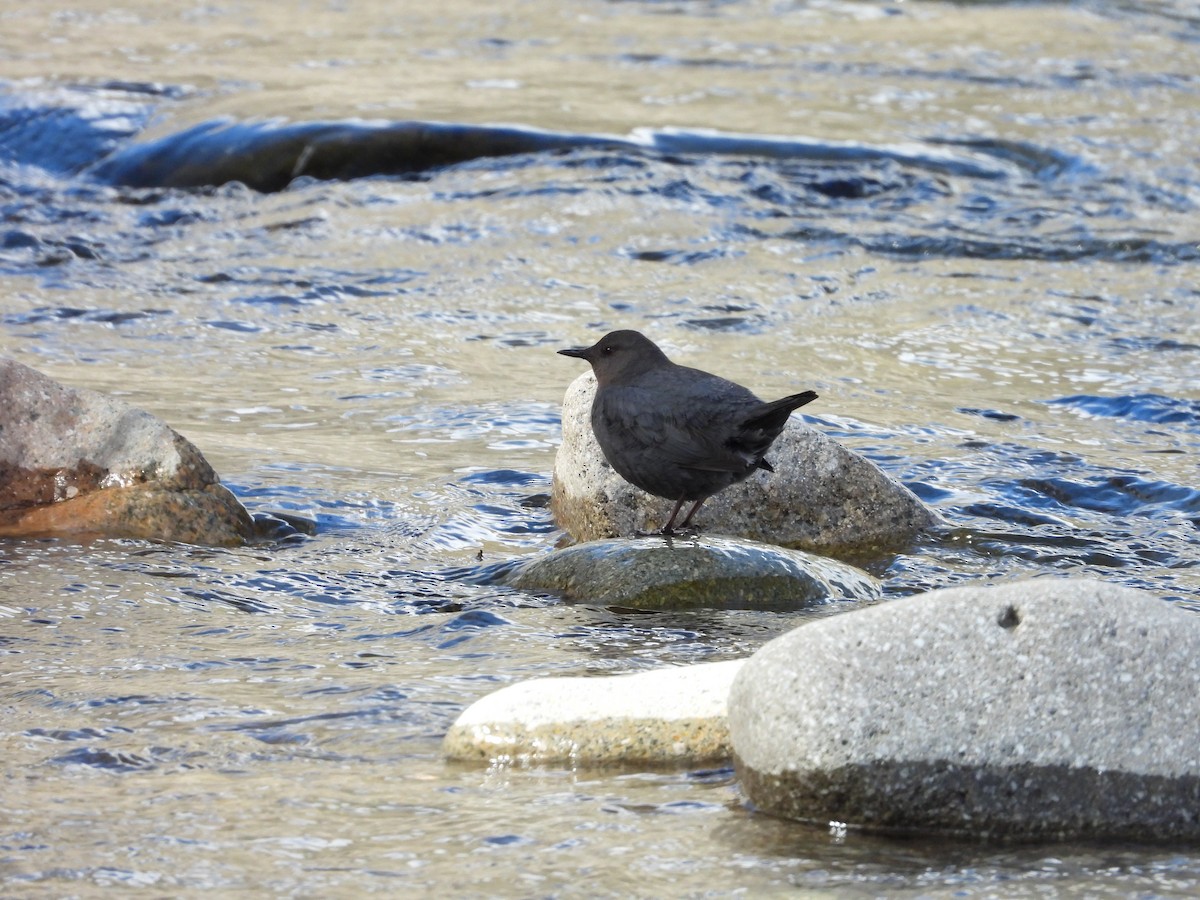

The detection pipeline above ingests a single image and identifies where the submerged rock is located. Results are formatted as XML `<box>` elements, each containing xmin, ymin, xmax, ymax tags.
<box><xmin>508</xmin><ymin>534</ymin><xmax>879</xmax><ymax>610</ymax></box>
<box><xmin>84</xmin><ymin>116</ymin><xmax>1013</xmax><ymax>193</ymax></box>
<box><xmin>552</xmin><ymin>372</ymin><xmax>939</xmax><ymax>554</ymax></box>
<box><xmin>728</xmin><ymin>578</ymin><xmax>1200</xmax><ymax>841</ymax></box>
<box><xmin>89</xmin><ymin>118</ymin><xmax>621</xmax><ymax>193</ymax></box>
<box><xmin>0</xmin><ymin>358</ymin><xmax>253</xmax><ymax>546</ymax></box>
<box><xmin>444</xmin><ymin>659</ymin><xmax>744</xmax><ymax>765</ymax></box>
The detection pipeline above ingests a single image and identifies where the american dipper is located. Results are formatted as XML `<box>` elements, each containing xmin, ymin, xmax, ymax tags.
<box><xmin>558</xmin><ymin>330</ymin><xmax>818</xmax><ymax>533</ymax></box>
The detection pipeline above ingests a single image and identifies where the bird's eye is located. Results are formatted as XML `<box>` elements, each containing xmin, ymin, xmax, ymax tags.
<box><xmin>602</xmin><ymin>345</ymin><xmax>614</xmax><ymax>355</ymax></box>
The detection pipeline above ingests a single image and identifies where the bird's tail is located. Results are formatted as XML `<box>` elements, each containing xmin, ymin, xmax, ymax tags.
<box><xmin>741</xmin><ymin>390</ymin><xmax>818</xmax><ymax>432</ymax></box>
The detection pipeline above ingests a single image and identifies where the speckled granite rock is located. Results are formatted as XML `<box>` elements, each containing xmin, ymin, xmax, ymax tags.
<box><xmin>552</xmin><ymin>371</ymin><xmax>938</xmax><ymax>553</ymax></box>
<box><xmin>508</xmin><ymin>534</ymin><xmax>879</xmax><ymax>610</ymax></box>
<box><xmin>445</xmin><ymin>660</ymin><xmax>744</xmax><ymax>765</ymax></box>
<box><xmin>0</xmin><ymin>358</ymin><xmax>253</xmax><ymax>545</ymax></box>
<box><xmin>729</xmin><ymin>578</ymin><xmax>1200</xmax><ymax>840</ymax></box>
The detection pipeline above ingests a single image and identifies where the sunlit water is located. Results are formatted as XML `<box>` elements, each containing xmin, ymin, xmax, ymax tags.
<box><xmin>1</xmin><ymin>0</ymin><xmax>1198</xmax><ymax>895</ymax></box>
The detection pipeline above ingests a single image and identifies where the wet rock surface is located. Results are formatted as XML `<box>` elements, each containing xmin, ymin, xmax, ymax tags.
<box><xmin>729</xmin><ymin>578</ymin><xmax>1200</xmax><ymax>840</ymax></box>
<box><xmin>508</xmin><ymin>534</ymin><xmax>880</xmax><ymax>610</ymax></box>
<box><xmin>552</xmin><ymin>372</ymin><xmax>940</xmax><ymax>554</ymax></box>
<box><xmin>0</xmin><ymin>358</ymin><xmax>253</xmax><ymax>545</ymax></box>
<box><xmin>444</xmin><ymin>659</ymin><xmax>744</xmax><ymax>765</ymax></box>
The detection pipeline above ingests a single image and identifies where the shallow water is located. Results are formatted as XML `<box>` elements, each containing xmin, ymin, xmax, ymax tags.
<box><xmin>1</xmin><ymin>0</ymin><xmax>1199</xmax><ymax>895</ymax></box>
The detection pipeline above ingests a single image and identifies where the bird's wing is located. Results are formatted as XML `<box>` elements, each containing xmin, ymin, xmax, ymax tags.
<box><xmin>598</xmin><ymin>378</ymin><xmax>760</xmax><ymax>474</ymax></box>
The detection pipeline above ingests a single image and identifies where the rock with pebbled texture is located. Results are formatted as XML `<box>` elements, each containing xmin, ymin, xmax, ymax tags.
<box><xmin>552</xmin><ymin>371</ymin><xmax>939</xmax><ymax>553</ymax></box>
<box><xmin>728</xmin><ymin>578</ymin><xmax>1200</xmax><ymax>840</ymax></box>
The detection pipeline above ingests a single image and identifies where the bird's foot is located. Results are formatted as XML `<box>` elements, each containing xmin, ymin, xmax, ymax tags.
<box><xmin>638</xmin><ymin>524</ymin><xmax>701</xmax><ymax>539</ymax></box>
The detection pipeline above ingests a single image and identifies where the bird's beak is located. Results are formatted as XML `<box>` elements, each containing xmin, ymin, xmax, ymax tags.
<box><xmin>558</xmin><ymin>347</ymin><xmax>590</xmax><ymax>360</ymax></box>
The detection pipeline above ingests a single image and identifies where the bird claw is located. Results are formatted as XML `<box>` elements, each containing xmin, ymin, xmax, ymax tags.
<box><xmin>637</xmin><ymin>524</ymin><xmax>701</xmax><ymax>539</ymax></box>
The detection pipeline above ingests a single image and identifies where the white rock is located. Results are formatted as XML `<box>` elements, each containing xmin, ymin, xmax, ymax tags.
<box><xmin>444</xmin><ymin>659</ymin><xmax>744</xmax><ymax>765</ymax></box>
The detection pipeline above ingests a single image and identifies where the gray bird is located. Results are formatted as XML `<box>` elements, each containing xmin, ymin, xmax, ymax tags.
<box><xmin>558</xmin><ymin>330</ymin><xmax>818</xmax><ymax>534</ymax></box>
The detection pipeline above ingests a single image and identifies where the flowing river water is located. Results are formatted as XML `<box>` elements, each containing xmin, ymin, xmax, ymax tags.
<box><xmin>1</xmin><ymin>0</ymin><xmax>1198</xmax><ymax>896</ymax></box>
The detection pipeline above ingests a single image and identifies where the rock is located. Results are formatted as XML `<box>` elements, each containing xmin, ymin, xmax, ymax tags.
<box><xmin>508</xmin><ymin>534</ymin><xmax>880</xmax><ymax>610</ymax></box>
<box><xmin>552</xmin><ymin>372</ymin><xmax>939</xmax><ymax>554</ymax></box>
<box><xmin>85</xmin><ymin>115</ymin><xmax>1011</xmax><ymax>193</ymax></box>
<box><xmin>444</xmin><ymin>659</ymin><xmax>744</xmax><ymax>765</ymax></box>
<box><xmin>728</xmin><ymin>578</ymin><xmax>1200</xmax><ymax>841</ymax></box>
<box><xmin>0</xmin><ymin>358</ymin><xmax>253</xmax><ymax>545</ymax></box>
<box><xmin>90</xmin><ymin>118</ymin><xmax>626</xmax><ymax>192</ymax></box>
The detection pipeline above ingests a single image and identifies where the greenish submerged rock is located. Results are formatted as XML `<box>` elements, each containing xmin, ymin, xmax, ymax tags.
<box><xmin>507</xmin><ymin>534</ymin><xmax>880</xmax><ymax>610</ymax></box>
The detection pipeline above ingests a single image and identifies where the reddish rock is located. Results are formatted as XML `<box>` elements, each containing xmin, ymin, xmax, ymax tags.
<box><xmin>0</xmin><ymin>358</ymin><xmax>253</xmax><ymax>545</ymax></box>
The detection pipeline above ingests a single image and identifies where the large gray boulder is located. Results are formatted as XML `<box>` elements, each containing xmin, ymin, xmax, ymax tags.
<box><xmin>729</xmin><ymin>578</ymin><xmax>1200</xmax><ymax>840</ymax></box>
<box><xmin>0</xmin><ymin>358</ymin><xmax>253</xmax><ymax>545</ymax></box>
<box><xmin>507</xmin><ymin>534</ymin><xmax>880</xmax><ymax>610</ymax></box>
<box><xmin>552</xmin><ymin>372</ymin><xmax>938</xmax><ymax>553</ymax></box>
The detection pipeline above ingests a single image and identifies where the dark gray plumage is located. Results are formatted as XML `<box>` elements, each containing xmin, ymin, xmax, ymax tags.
<box><xmin>558</xmin><ymin>330</ymin><xmax>818</xmax><ymax>533</ymax></box>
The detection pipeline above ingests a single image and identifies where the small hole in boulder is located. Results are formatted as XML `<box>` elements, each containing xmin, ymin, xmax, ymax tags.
<box><xmin>997</xmin><ymin>604</ymin><xmax>1021</xmax><ymax>629</ymax></box>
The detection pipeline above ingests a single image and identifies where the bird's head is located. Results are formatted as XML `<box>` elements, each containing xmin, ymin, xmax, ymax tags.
<box><xmin>558</xmin><ymin>330</ymin><xmax>672</xmax><ymax>386</ymax></box>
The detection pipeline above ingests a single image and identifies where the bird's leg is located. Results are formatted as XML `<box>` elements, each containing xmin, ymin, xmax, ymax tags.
<box><xmin>679</xmin><ymin>498</ymin><xmax>706</xmax><ymax>528</ymax></box>
<box><xmin>656</xmin><ymin>497</ymin><xmax>688</xmax><ymax>535</ymax></box>
<box><xmin>655</xmin><ymin>497</ymin><xmax>706</xmax><ymax>536</ymax></box>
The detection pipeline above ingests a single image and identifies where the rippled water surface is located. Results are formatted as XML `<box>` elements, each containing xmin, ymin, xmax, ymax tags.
<box><xmin>2</xmin><ymin>0</ymin><xmax>1199</xmax><ymax>895</ymax></box>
